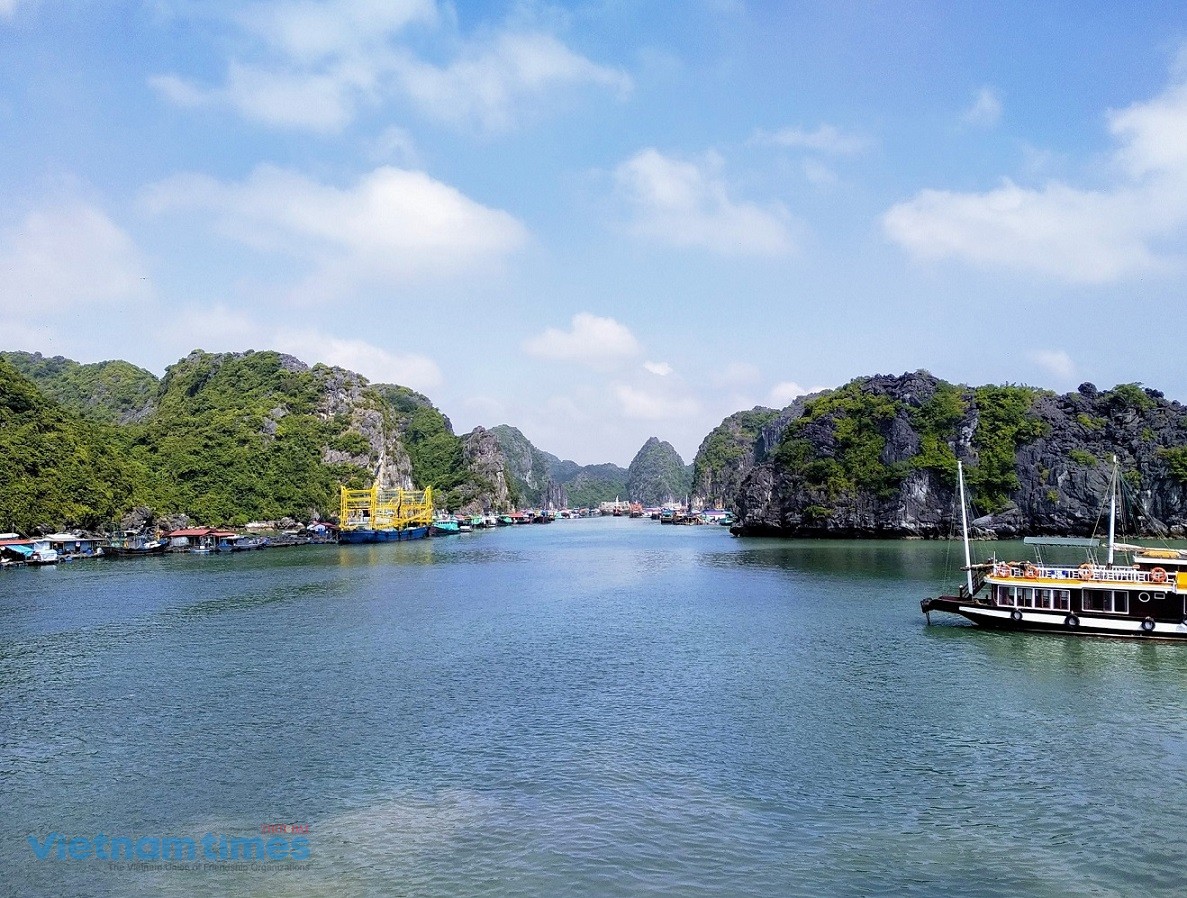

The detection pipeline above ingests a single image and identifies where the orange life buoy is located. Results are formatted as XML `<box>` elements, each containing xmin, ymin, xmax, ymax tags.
<box><xmin>1024</xmin><ymin>565</ymin><xmax>1039</xmax><ymax>580</ymax></box>
<box><xmin>995</xmin><ymin>563</ymin><xmax>1011</xmax><ymax>577</ymax></box>
<box><xmin>1078</xmin><ymin>563</ymin><xmax>1094</xmax><ymax>580</ymax></box>
<box><xmin>1151</xmin><ymin>567</ymin><xmax>1168</xmax><ymax>584</ymax></box>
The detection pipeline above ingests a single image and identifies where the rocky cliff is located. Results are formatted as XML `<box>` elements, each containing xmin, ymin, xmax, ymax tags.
<box><xmin>626</xmin><ymin>437</ymin><xmax>690</xmax><ymax>505</ymax></box>
<box><xmin>488</xmin><ymin>425</ymin><xmax>628</xmax><ymax>508</ymax></box>
<box><xmin>732</xmin><ymin>372</ymin><xmax>1187</xmax><ymax>538</ymax></box>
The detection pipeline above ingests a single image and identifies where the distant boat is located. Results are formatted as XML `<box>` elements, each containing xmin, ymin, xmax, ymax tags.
<box><xmin>102</xmin><ymin>533</ymin><xmax>168</xmax><ymax>557</ymax></box>
<box><xmin>431</xmin><ymin>518</ymin><xmax>460</xmax><ymax>536</ymax></box>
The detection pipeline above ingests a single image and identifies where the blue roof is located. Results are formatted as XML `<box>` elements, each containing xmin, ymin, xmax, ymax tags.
<box><xmin>3</xmin><ymin>544</ymin><xmax>33</xmax><ymax>557</ymax></box>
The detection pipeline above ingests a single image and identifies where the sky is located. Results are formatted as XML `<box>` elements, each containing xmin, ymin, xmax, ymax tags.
<box><xmin>4</xmin><ymin>2</ymin><xmax>1187</xmax><ymax>465</ymax></box>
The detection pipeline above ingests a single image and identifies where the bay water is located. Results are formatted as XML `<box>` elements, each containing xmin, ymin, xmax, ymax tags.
<box><xmin>3</xmin><ymin>517</ymin><xmax>1187</xmax><ymax>896</ymax></box>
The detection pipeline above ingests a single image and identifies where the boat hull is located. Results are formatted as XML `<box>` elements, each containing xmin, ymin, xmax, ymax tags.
<box><xmin>339</xmin><ymin>526</ymin><xmax>429</xmax><ymax>544</ymax></box>
<box><xmin>921</xmin><ymin>595</ymin><xmax>1187</xmax><ymax>640</ymax></box>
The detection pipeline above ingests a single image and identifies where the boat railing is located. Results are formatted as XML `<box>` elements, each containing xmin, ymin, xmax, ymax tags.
<box><xmin>994</xmin><ymin>562</ymin><xmax>1172</xmax><ymax>585</ymax></box>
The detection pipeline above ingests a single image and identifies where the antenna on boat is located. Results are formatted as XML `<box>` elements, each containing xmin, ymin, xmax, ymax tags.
<box><xmin>958</xmin><ymin>460</ymin><xmax>973</xmax><ymax>595</ymax></box>
<box><xmin>1107</xmin><ymin>455</ymin><xmax>1118</xmax><ymax>567</ymax></box>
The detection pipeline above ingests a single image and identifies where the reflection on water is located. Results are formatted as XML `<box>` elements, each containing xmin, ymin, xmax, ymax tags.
<box><xmin>3</xmin><ymin>519</ymin><xmax>1187</xmax><ymax>896</ymax></box>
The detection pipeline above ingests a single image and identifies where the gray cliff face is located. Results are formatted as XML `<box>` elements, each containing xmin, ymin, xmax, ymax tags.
<box><xmin>489</xmin><ymin>425</ymin><xmax>564</xmax><ymax>507</ymax></box>
<box><xmin>732</xmin><ymin>373</ymin><xmax>1187</xmax><ymax>538</ymax></box>
<box><xmin>626</xmin><ymin>437</ymin><xmax>689</xmax><ymax>505</ymax></box>
<box><xmin>455</xmin><ymin>426</ymin><xmax>514</xmax><ymax>513</ymax></box>
<box><xmin>315</xmin><ymin>365</ymin><xmax>414</xmax><ymax>490</ymax></box>
<box><xmin>691</xmin><ymin>395</ymin><xmax>823</xmax><ymax>511</ymax></box>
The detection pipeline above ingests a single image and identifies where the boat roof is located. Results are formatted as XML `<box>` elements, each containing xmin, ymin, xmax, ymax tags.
<box><xmin>1023</xmin><ymin>537</ymin><xmax>1101</xmax><ymax>547</ymax></box>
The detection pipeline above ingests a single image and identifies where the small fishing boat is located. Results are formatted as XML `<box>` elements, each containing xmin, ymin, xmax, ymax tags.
<box><xmin>922</xmin><ymin>459</ymin><xmax>1187</xmax><ymax>639</ymax></box>
<box><xmin>102</xmin><ymin>532</ymin><xmax>168</xmax><ymax>558</ymax></box>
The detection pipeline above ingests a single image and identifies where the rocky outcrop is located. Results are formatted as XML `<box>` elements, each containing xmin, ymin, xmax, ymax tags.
<box><xmin>732</xmin><ymin>372</ymin><xmax>1187</xmax><ymax>538</ymax></box>
<box><xmin>627</xmin><ymin>437</ymin><xmax>690</xmax><ymax>505</ymax></box>
<box><xmin>455</xmin><ymin>426</ymin><xmax>514</xmax><ymax>513</ymax></box>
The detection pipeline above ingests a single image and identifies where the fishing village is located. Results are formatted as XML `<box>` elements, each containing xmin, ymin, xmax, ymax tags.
<box><xmin>0</xmin><ymin>489</ymin><xmax>734</xmax><ymax>568</ymax></box>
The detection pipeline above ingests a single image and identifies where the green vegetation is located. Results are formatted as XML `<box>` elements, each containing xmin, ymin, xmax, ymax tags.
<box><xmin>129</xmin><ymin>352</ymin><xmax>370</xmax><ymax>525</ymax></box>
<box><xmin>774</xmin><ymin>380</ymin><xmax>907</xmax><ymax>499</ymax></box>
<box><xmin>627</xmin><ymin>438</ymin><xmax>690</xmax><ymax>505</ymax></box>
<box><xmin>402</xmin><ymin>405</ymin><xmax>467</xmax><ymax>508</ymax></box>
<box><xmin>1103</xmin><ymin>382</ymin><xmax>1155</xmax><ymax>412</ymax></box>
<box><xmin>0</xmin><ymin>358</ymin><xmax>147</xmax><ymax>532</ymax></box>
<box><xmin>563</xmin><ymin>464</ymin><xmax>629</xmax><ymax>508</ymax></box>
<box><xmin>0</xmin><ymin>349</ymin><xmax>487</xmax><ymax>530</ymax></box>
<box><xmin>1068</xmin><ymin>448</ymin><xmax>1097</xmax><ymax>467</ymax></box>
<box><xmin>966</xmin><ymin>385</ymin><xmax>1047</xmax><ymax>512</ymax></box>
<box><xmin>1076</xmin><ymin>413</ymin><xmax>1105</xmax><ymax>431</ymax></box>
<box><xmin>1160</xmin><ymin>447</ymin><xmax>1187</xmax><ymax>485</ymax></box>
<box><xmin>909</xmin><ymin>382</ymin><xmax>965</xmax><ymax>485</ymax></box>
<box><xmin>1</xmin><ymin>351</ymin><xmax>159</xmax><ymax>423</ymax></box>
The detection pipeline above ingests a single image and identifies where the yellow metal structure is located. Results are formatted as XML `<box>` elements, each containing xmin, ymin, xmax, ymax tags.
<box><xmin>339</xmin><ymin>484</ymin><xmax>434</xmax><ymax>531</ymax></box>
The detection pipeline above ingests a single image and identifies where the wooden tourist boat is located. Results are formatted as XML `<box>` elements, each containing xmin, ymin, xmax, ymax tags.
<box><xmin>922</xmin><ymin>460</ymin><xmax>1187</xmax><ymax>640</ymax></box>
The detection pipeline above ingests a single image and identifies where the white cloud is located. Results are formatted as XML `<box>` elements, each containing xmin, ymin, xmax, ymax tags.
<box><xmin>275</xmin><ymin>330</ymin><xmax>442</xmax><ymax>390</ymax></box>
<box><xmin>768</xmin><ymin>381</ymin><xmax>824</xmax><ymax>407</ymax></box>
<box><xmin>885</xmin><ymin>69</ymin><xmax>1187</xmax><ymax>283</ymax></box>
<box><xmin>884</xmin><ymin>179</ymin><xmax>1155</xmax><ymax>283</ymax></box>
<box><xmin>238</xmin><ymin>0</ymin><xmax>438</xmax><ymax>63</ymax></box>
<box><xmin>802</xmin><ymin>158</ymin><xmax>838</xmax><ymax>187</ymax></box>
<box><xmin>643</xmin><ymin>360</ymin><xmax>672</xmax><ymax>376</ymax></box>
<box><xmin>963</xmin><ymin>86</ymin><xmax>1002</xmax><ymax>128</ymax></box>
<box><xmin>1029</xmin><ymin>348</ymin><xmax>1076</xmax><ymax>382</ymax></box>
<box><xmin>613</xmin><ymin>383</ymin><xmax>700</xmax><ymax>420</ymax></box>
<box><xmin>152</xmin><ymin>4</ymin><xmax>629</xmax><ymax>133</ymax></box>
<box><xmin>713</xmin><ymin>362</ymin><xmax>761</xmax><ymax>389</ymax></box>
<box><xmin>392</xmin><ymin>31</ymin><xmax>632</xmax><ymax>131</ymax></box>
<box><xmin>0</xmin><ymin>0</ymin><xmax>20</xmax><ymax>20</ymax></box>
<box><xmin>523</xmin><ymin>313</ymin><xmax>640</xmax><ymax>367</ymax></box>
<box><xmin>752</xmin><ymin>123</ymin><xmax>865</xmax><ymax>155</ymax></box>
<box><xmin>156</xmin><ymin>306</ymin><xmax>442</xmax><ymax>391</ymax></box>
<box><xmin>0</xmin><ymin>201</ymin><xmax>151</xmax><ymax>313</ymax></box>
<box><xmin>615</xmin><ymin>148</ymin><xmax>797</xmax><ymax>256</ymax></box>
<box><xmin>367</xmin><ymin>125</ymin><xmax>419</xmax><ymax>165</ymax></box>
<box><xmin>143</xmin><ymin>164</ymin><xmax>528</xmax><ymax>294</ymax></box>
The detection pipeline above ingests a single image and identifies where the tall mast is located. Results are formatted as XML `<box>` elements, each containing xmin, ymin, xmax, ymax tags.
<box><xmin>1107</xmin><ymin>455</ymin><xmax>1118</xmax><ymax>566</ymax></box>
<box><xmin>958</xmin><ymin>460</ymin><xmax>973</xmax><ymax>594</ymax></box>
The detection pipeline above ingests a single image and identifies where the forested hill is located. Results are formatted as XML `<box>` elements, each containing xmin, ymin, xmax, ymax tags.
<box><xmin>0</xmin><ymin>349</ymin><xmax>512</xmax><ymax>533</ymax></box>
<box><xmin>2</xmin><ymin>351</ymin><xmax>158</xmax><ymax>423</ymax></box>
<box><xmin>725</xmin><ymin>372</ymin><xmax>1187</xmax><ymax>538</ymax></box>
<box><xmin>489</xmin><ymin>425</ymin><xmax>628</xmax><ymax>509</ymax></box>
<box><xmin>626</xmin><ymin>437</ymin><xmax>690</xmax><ymax>505</ymax></box>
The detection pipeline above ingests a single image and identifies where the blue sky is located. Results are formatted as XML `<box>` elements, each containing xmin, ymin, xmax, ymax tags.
<box><xmin>4</xmin><ymin>1</ymin><xmax>1187</xmax><ymax>465</ymax></box>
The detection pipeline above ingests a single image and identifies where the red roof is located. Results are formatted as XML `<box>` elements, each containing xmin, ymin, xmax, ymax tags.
<box><xmin>167</xmin><ymin>528</ymin><xmax>239</xmax><ymax>538</ymax></box>
<box><xmin>0</xmin><ymin>538</ymin><xmax>34</xmax><ymax>547</ymax></box>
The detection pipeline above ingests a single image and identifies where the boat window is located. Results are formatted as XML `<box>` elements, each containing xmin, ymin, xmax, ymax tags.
<box><xmin>1139</xmin><ymin>592</ymin><xmax>1151</xmax><ymax>603</ymax></box>
<box><xmin>1035</xmin><ymin>588</ymin><xmax>1052</xmax><ymax>609</ymax></box>
<box><xmin>996</xmin><ymin>586</ymin><xmax>1013</xmax><ymax>607</ymax></box>
<box><xmin>1154</xmin><ymin>592</ymin><xmax>1166</xmax><ymax>601</ymax></box>
<box><xmin>1016</xmin><ymin>588</ymin><xmax>1034</xmax><ymax>608</ymax></box>
<box><xmin>1054</xmin><ymin>589</ymin><xmax>1071</xmax><ymax>611</ymax></box>
<box><xmin>1083</xmin><ymin>589</ymin><xmax>1128</xmax><ymax>614</ymax></box>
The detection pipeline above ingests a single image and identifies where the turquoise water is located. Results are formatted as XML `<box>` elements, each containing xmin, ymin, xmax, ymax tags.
<box><xmin>3</xmin><ymin>518</ymin><xmax>1187</xmax><ymax>897</ymax></box>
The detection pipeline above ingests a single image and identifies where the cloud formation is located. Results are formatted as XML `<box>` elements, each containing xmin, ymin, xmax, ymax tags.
<box><xmin>143</xmin><ymin>164</ymin><xmax>528</xmax><ymax>293</ymax></box>
<box><xmin>963</xmin><ymin>87</ymin><xmax>1003</xmax><ymax>127</ymax></box>
<box><xmin>885</xmin><ymin>70</ymin><xmax>1187</xmax><ymax>283</ymax></box>
<box><xmin>523</xmin><ymin>313</ymin><xmax>641</xmax><ymax>367</ymax></box>
<box><xmin>615</xmin><ymin>148</ymin><xmax>797</xmax><ymax>255</ymax></box>
<box><xmin>751</xmin><ymin>123</ymin><xmax>865</xmax><ymax>154</ymax></box>
<box><xmin>1029</xmin><ymin>348</ymin><xmax>1076</xmax><ymax>382</ymax></box>
<box><xmin>152</xmin><ymin>2</ymin><xmax>629</xmax><ymax>133</ymax></box>
<box><xmin>0</xmin><ymin>201</ymin><xmax>151</xmax><ymax>313</ymax></box>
